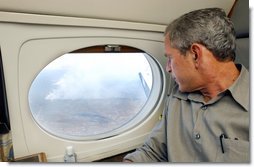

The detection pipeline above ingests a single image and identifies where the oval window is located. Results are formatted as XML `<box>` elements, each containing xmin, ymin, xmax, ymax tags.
<box><xmin>28</xmin><ymin>45</ymin><xmax>162</xmax><ymax>140</ymax></box>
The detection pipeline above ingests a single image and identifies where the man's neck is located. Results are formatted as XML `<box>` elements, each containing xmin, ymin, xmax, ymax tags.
<box><xmin>200</xmin><ymin>62</ymin><xmax>240</xmax><ymax>102</ymax></box>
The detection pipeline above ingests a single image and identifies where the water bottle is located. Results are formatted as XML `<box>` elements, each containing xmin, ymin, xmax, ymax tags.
<box><xmin>64</xmin><ymin>146</ymin><xmax>77</xmax><ymax>162</ymax></box>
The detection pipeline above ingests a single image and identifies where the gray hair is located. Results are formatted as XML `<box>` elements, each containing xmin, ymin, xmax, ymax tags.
<box><xmin>165</xmin><ymin>8</ymin><xmax>236</xmax><ymax>61</ymax></box>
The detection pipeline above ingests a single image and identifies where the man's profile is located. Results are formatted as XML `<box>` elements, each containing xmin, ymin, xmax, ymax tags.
<box><xmin>123</xmin><ymin>7</ymin><xmax>249</xmax><ymax>162</ymax></box>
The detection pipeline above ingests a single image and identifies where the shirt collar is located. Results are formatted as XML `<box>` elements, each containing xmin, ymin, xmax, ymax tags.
<box><xmin>227</xmin><ymin>64</ymin><xmax>249</xmax><ymax>111</ymax></box>
<box><xmin>172</xmin><ymin>64</ymin><xmax>249</xmax><ymax>111</ymax></box>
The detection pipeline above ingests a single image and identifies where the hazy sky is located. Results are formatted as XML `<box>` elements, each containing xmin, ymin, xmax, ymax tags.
<box><xmin>42</xmin><ymin>53</ymin><xmax>152</xmax><ymax>100</ymax></box>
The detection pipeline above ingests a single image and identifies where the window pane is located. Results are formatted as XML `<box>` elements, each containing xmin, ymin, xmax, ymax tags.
<box><xmin>28</xmin><ymin>52</ymin><xmax>153</xmax><ymax>139</ymax></box>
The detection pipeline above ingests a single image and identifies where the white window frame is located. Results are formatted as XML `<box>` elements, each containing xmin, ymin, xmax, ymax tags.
<box><xmin>28</xmin><ymin>50</ymin><xmax>163</xmax><ymax>141</ymax></box>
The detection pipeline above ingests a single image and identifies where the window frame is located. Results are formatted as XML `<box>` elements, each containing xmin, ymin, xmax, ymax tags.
<box><xmin>28</xmin><ymin>45</ymin><xmax>164</xmax><ymax>141</ymax></box>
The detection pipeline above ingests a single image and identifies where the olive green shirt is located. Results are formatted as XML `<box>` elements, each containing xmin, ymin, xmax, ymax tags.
<box><xmin>124</xmin><ymin>64</ymin><xmax>249</xmax><ymax>162</ymax></box>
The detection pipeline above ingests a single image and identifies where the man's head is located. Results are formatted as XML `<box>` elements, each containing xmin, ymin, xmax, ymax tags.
<box><xmin>165</xmin><ymin>8</ymin><xmax>236</xmax><ymax>62</ymax></box>
<box><xmin>164</xmin><ymin>8</ymin><xmax>237</xmax><ymax>93</ymax></box>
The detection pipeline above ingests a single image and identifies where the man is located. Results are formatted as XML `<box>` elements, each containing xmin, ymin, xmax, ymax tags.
<box><xmin>123</xmin><ymin>8</ymin><xmax>249</xmax><ymax>162</ymax></box>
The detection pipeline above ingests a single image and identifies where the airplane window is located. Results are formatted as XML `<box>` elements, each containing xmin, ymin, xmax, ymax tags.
<box><xmin>28</xmin><ymin>46</ymin><xmax>161</xmax><ymax>140</ymax></box>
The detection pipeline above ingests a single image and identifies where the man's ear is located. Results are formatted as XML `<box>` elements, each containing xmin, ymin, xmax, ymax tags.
<box><xmin>190</xmin><ymin>43</ymin><xmax>202</xmax><ymax>68</ymax></box>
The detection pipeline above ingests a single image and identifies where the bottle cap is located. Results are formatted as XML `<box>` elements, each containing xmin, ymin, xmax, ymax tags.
<box><xmin>66</xmin><ymin>146</ymin><xmax>74</xmax><ymax>156</ymax></box>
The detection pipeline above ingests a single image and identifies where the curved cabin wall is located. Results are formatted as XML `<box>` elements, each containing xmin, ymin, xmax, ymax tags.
<box><xmin>0</xmin><ymin>0</ymin><xmax>235</xmax><ymax>25</ymax></box>
<box><xmin>0</xmin><ymin>22</ymin><xmax>168</xmax><ymax>162</ymax></box>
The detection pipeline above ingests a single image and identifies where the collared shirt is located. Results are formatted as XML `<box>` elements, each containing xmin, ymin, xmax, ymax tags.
<box><xmin>124</xmin><ymin>64</ymin><xmax>249</xmax><ymax>162</ymax></box>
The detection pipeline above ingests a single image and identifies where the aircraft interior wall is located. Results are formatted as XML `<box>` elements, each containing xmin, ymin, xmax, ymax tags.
<box><xmin>0</xmin><ymin>0</ymin><xmax>237</xmax><ymax>162</ymax></box>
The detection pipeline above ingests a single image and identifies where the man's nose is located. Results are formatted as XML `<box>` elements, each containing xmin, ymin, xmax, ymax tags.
<box><xmin>166</xmin><ymin>61</ymin><xmax>172</xmax><ymax>73</ymax></box>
